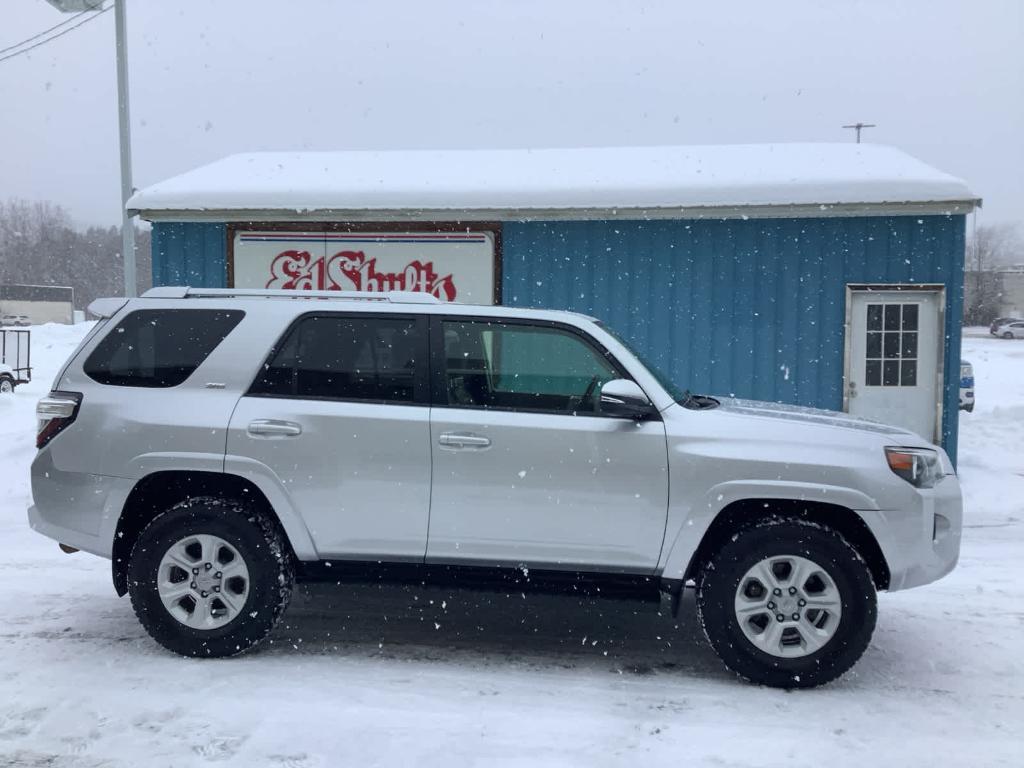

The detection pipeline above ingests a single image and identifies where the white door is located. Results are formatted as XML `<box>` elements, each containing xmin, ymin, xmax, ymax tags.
<box><xmin>846</xmin><ymin>289</ymin><xmax>942</xmax><ymax>441</ymax></box>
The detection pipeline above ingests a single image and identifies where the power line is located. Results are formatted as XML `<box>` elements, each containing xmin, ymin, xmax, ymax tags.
<box><xmin>0</xmin><ymin>3</ymin><xmax>110</xmax><ymax>65</ymax></box>
<box><xmin>0</xmin><ymin>1</ymin><xmax>105</xmax><ymax>56</ymax></box>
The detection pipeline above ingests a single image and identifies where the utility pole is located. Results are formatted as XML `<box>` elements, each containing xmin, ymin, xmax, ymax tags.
<box><xmin>114</xmin><ymin>0</ymin><xmax>136</xmax><ymax>297</ymax></box>
<box><xmin>842</xmin><ymin>122</ymin><xmax>876</xmax><ymax>143</ymax></box>
<box><xmin>45</xmin><ymin>0</ymin><xmax>136</xmax><ymax>297</ymax></box>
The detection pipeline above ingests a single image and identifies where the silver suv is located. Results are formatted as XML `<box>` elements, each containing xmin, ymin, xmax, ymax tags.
<box><xmin>28</xmin><ymin>287</ymin><xmax>962</xmax><ymax>688</ymax></box>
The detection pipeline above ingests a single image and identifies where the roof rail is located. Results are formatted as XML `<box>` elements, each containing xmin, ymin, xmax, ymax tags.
<box><xmin>140</xmin><ymin>286</ymin><xmax>441</xmax><ymax>304</ymax></box>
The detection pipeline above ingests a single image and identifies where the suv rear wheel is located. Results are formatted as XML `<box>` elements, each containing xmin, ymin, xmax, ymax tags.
<box><xmin>696</xmin><ymin>519</ymin><xmax>876</xmax><ymax>688</ymax></box>
<box><xmin>127</xmin><ymin>497</ymin><xmax>294</xmax><ymax>657</ymax></box>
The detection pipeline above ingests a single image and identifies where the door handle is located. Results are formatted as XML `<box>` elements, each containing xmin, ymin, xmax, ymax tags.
<box><xmin>438</xmin><ymin>432</ymin><xmax>491</xmax><ymax>449</ymax></box>
<box><xmin>247</xmin><ymin>419</ymin><xmax>303</xmax><ymax>437</ymax></box>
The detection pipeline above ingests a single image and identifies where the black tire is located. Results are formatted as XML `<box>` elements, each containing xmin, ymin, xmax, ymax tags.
<box><xmin>696</xmin><ymin>518</ymin><xmax>876</xmax><ymax>689</ymax></box>
<box><xmin>0</xmin><ymin>375</ymin><xmax>14</xmax><ymax>394</ymax></box>
<box><xmin>1003</xmin><ymin>332</ymin><xmax>1014</xmax><ymax>339</ymax></box>
<box><xmin>127</xmin><ymin>496</ymin><xmax>294</xmax><ymax>658</ymax></box>
<box><xmin>964</xmin><ymin>403</ymin><xmax>974</xmax><ymax>413</ymax></box>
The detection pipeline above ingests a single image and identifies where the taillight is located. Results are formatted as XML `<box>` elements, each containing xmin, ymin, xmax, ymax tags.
<box><xmin>36</xmin><ymin>392</ymin><xmax>82</xmax><ymax>449</ymax></box>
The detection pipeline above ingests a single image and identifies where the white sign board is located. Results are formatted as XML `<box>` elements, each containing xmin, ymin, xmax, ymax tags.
<box><xmin>232</xmin><ymin>230</ymin><xmax>496</xmax><ymax>304</ymax></box>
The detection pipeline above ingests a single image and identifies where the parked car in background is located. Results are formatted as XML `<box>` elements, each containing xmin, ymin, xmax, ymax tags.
<box><xmin>992</xmin><ymin>320</ymin><xmax>1024</xmax><ymax>339</ymax></box>
<box><xmin>959</xmin><ymin>360</ymin><xmax>974</xmax><ymax>412</ymax></box>
<box><xmin>29</xmin><ymin>287</ymin><xmax>963</xmax><ymax>689</ymax></box>
<box><xmin>0</xmin><ymin>314</ymin><xmax>31</xmax><ymax>327</ymax></box>
<box><xmin>990</xmin><ymin>317</ymin><xmax>1022</xmax><ymax>335</ymax></box>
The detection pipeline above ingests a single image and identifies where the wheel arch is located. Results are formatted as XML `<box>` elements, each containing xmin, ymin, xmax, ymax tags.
<box><xmin>663</xmin><ymin>497</ymin><xmax>891</xmax><ymax>598</ymax></box>
<box><xmin>111</xmin><ymin>469</ymin><xmax>314</xmax><ymax>596</ymax></box>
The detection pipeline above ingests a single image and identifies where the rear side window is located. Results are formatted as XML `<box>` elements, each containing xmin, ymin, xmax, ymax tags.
<box><xmin>83</xmin><ymin>309</ymin><xmax>244</xmax><ymax>388</ymax></box>
<box><xmin>250</xmin><ymin>314</ymin><xmax>425</xmax><ymax>403</ymax></box>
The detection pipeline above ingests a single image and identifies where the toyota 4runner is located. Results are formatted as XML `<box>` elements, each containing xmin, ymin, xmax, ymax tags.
<box><xmin>28</xmin><ymin>287</ymin><xmax>962</xmax><ymax>687</ymax></box>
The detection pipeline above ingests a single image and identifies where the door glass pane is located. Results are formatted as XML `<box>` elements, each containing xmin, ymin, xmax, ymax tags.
<box><xmin>883</xmin><ymin>360</ymin><xmax>900</xmax><ymax>386</ymax></box>
<box><xmin>866</xmin><ymin>332</ymin><xmax>881</xmax><ymax>358</ymax></box>
<box><xmin>251</xmin><ymin>315</ymin><xmax>422</xmax><ymax>402</ymax></box>
<box><xmin>867</xmin><ymin>304</ymin><xmax>883</xmax><ymax>331</ymax></box>
<box><xmin>902</xmin><ymin>304</ymin><xmax>919</xmax><ymax>330</ymax></box>
<box><xmin>901</xmin><ymin>332</ymin><xmax>918</xmax><ymax>358</ymax></box>
<box><xmin>884</xmin><ymin>304</ymin><xmax>901</xmax><ymax>331</ymax></box>
<box><xmin>901</xmin><ymin>360</ymin><xmax>917</xmax><ymax>387</ymax></box>
<box><xmin>865</xmin><ymin>360</ymin><xmax>881</xmax><ymax>386</ymax></box>
<box><xmin>883</xmin><ymin>332</ymin><xmax>900</xmax><ymax>358</ymax></box>
<box><xmin>442</xmin><ymin>321</ymin><xmax>617</xmax><ymax>414</ymax></box>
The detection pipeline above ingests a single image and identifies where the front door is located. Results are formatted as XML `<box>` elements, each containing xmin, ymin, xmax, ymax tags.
<box><xmin>846</xmin><ymin>288</ymin><xmax>943</xmax><ymax>441</ymax></box>
<box><xmin>426</xmin><ymin>317</ymin><xmax>669</xmax><ymax>572</ymax></box>
<box><xmin>226</xmin><ymin>312</ymin><xmax>431</xmax><ymax>560</ymax></box>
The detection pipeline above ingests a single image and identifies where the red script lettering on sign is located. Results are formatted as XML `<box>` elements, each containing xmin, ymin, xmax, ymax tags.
<box><xmin>266</xmin><ymin>250</ymin><xmax>457</xmax><ymax>301</ymax></box>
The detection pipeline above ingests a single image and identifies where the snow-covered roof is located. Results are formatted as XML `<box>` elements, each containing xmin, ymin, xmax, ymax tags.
<box><xmin>128</xmin><ymin>143</ymin><xmax>979</xmax><ymax>221</ymax></box>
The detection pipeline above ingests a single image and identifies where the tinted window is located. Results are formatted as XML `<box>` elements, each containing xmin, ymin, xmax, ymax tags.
<box><xmin>442</xmin><ymin>320</ymin><xmax>617</xmax><ymax>414</ymax></box>
<box><xmin>251</xmin><ymin>315</ymin><xmax>423</xmax><ymax>403</ymax></box>
<box><xmin>84</xmin><ymin>309</ymin><xmax>244</xmax><ymax>388</ymax></box>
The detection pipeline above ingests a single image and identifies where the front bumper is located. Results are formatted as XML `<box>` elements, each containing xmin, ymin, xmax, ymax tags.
<box><xmin>859</xmin><ymin>473</ymin><xmax>963</xmax><ymax>592</ymax></box>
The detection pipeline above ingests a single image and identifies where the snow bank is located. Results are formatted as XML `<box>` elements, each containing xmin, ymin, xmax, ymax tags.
<box><xmin>127</xmin><ymin>143</ymin><xmax>978</xmax><ymax>216</ymax></box>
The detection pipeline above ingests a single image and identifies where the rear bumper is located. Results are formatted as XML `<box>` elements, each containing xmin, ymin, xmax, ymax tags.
<box><xmin>859</xmin><ymin>473</ymin><xmax>963</xmax><ymax>592</ymax></box>
<box><xmin>28</xmin><ymin>449</ymin><xmax>130</xmax><ymax>559</ymax></box>
<box><xmin>28</xmin><ymin>504</ymin><xmax>109</xmax><ymax>558</ymax></box>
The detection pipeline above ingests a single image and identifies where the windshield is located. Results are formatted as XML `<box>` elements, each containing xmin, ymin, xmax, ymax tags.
<box><xmin>596</xmin><ymin>321</ymin><xmax>689</xmax><ymax>402</ymax></box>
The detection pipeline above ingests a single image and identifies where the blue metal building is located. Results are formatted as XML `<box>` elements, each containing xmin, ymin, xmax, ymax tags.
<box><xmin>129</xmin><ymin>144</ymin><xmax>978</xmax><ymax>457</ymax></box>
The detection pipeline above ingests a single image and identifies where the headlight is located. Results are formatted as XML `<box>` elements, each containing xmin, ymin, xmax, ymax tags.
<box><xmin>885</xmin><ymin>447</ymin><xmax>942</xmax><ymax>488</ymax></box>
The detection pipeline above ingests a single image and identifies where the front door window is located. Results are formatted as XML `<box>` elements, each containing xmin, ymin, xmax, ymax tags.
<box><xmin>441</xmin><ymin>320</ymin><xmax>618</xmax><ymax>414</ymax></box>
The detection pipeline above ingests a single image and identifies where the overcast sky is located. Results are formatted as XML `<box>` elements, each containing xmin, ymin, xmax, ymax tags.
<box><xmin>1</xmin><ymin>0</ymin><xmax>1021</xmax><ymax>229</ymax></box>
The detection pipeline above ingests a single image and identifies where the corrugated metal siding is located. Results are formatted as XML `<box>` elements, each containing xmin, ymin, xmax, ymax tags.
<box><xmin>149</xmin><ymin>215</ymin><xmax>965</xmax><ymax>457</ymax></box>
<box><xmin>151</xmin><ymin>223</ymin><xmax>227</xmax><ymax>288</ymax></box>
<box><xmin>503</xmin><ymin>216</ymin><xmax>965</xmax><ymax>457</ymax></box>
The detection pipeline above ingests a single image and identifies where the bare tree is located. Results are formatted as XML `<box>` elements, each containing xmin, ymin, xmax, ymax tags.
<box><xmin>0</xmin><ymin>198</ymin><xmax>151</xmax><ymax>311</ymax></box>
<box><xmin>964</xmin><ymin>223</ymin><xmax>1023</xmax><ymax>324</ymax></box>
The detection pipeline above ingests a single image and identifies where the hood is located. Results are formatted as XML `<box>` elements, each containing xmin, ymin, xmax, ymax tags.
<box><xmin>714</xmin><ymin>397</ymin><xmax>929</xmax><ymax>443</ymax></box>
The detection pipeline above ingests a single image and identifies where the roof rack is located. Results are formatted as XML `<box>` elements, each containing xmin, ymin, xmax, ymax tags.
<box><xmin>141</xmin><ymin>286</ymin><xmax>440</xmax><ymax>304</ymax></box>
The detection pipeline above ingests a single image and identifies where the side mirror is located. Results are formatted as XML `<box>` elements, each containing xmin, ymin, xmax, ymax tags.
<box><xmin>599</xmin><ymin>378</ymin><xmax>655</xmax><ymax>420</ymax></box>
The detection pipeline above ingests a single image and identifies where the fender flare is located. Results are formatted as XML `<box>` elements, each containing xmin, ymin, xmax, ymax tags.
<box><xmin>659</xmin><ymin>479</ymin><xmax>880</xmax><ymax>585</ymax></box>
<box><xmin>114</xmin><ymin>453</ymin><xmax>319</xmax><ymax>562</ymax></box>
<box><xmin>221</xmin><ymin>455</ymin><xmax>319</xmax><ymax>560</ymax></box>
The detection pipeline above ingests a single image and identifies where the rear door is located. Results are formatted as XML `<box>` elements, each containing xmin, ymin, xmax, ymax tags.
<box><xmin>426</xmin><ymin>316</ymin><xmax>669</xmax><ymax>572</ymax></box>
<box><xmin>226</xmin><ymin>312</ymin><xmax>431</xmax><ymax>560</ymax></box>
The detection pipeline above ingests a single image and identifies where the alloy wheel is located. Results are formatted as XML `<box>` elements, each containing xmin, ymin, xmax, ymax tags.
<box><xmin>157</xmin><ymin>534</ymin><xmax>250</xmax><ymax>629</ymax></box>
<box><xmin>733</xmin><ymin>554</ymin><xmax>843</xmax><ymax>658</ymax></box>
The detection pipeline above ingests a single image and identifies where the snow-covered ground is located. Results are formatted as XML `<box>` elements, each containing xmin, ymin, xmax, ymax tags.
<box><xmin>1</xmin><ymin>324</ymin><xmax>1022</xmax><ymax>767</ymax></box>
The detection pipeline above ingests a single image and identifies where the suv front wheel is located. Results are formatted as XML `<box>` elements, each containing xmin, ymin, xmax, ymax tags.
<box><xmin>127</xmin><ymin>497</ymin><xmax>294</xmax><ymax>657</ymax></box>
<box><xmin>697</xmin><ymin>518</ymin><xmax>877</xmax><ymax>688</ymax></box>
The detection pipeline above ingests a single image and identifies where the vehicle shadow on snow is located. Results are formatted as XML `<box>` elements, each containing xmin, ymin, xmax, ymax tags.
<box><xmin>262</xmin><ymin>581</ymin><xmax>734</xmax><ymax>682</ymax></box>
<box><xmin>28</xmin><ymin>583</ymin><xmax>925</xmax><ymax>690</ymax></box>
